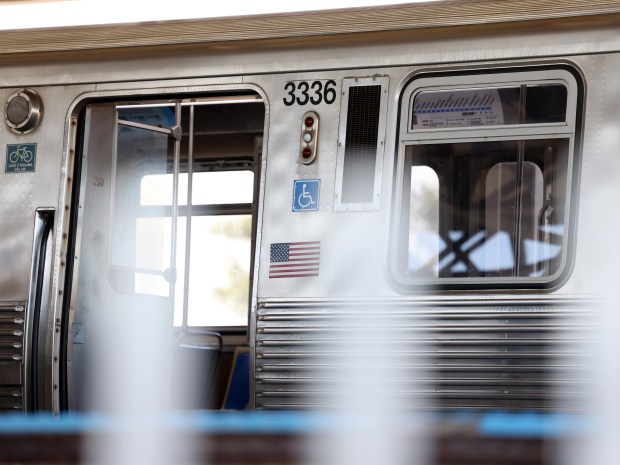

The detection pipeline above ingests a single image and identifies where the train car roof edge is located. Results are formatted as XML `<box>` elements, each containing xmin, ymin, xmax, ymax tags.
<box><xmin>1</xmin><ymin>0</ymin><xmax>620</xmax><ymax>55</ymax></box>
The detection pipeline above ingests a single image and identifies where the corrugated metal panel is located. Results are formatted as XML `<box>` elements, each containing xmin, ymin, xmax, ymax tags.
<box><xmin>0</xmin><ymin>303</ymin><xmax>25</xmax><ymax>412</ymax></box>
<box><xmin>1</xmin><ymin>0</ymin><xmax>620</xmax><ymax>54</ymax></box>
<box><xmin>254</xmin><ymin>300</ymin><xmax>597</xmax><ymax>410</ymax></box>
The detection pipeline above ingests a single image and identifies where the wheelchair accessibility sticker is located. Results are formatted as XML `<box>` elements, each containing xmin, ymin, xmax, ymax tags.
<box><xmin>293</xmin><ymin>179</ymin><xmax>320</xmax><ymax>212</ymax></box>
<box><xmin>6</xmin><ymin>144</ymin><xmax>36</xmax><ymax>173</ymax></box>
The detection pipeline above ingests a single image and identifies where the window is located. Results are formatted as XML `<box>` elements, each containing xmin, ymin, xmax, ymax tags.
<box><xmin>137</xmin><ymin>171</ymin><xmax>254</xmax><ymax>326</ymax></box>
<box><xmin>391</xmin><ymin>67</ymin><xmax>582</xmax><ymax>290</ymax></box>
<box><xmin>110</xmin><ymin>97</ymin><xmax>264</xmax><ymax>326</ymax></box>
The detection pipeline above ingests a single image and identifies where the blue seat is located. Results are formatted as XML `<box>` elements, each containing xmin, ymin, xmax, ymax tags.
<box><xmin>221</xmin><ymin>347</ymin><xmax>249</xmax><ymax>410</ymax></box>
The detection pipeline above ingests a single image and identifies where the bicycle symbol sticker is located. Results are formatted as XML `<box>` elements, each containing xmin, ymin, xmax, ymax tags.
<box><xmin>6</xmin><ymin>143</ymin><xmax>36</xmax><ymax>173</ymax></box>
<box><xmin>293</xmin><ymin>179</ymin><xmax>320</xmax><ymax>212</ymax></box>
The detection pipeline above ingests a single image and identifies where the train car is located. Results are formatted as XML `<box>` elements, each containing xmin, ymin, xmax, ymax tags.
<box><xmin>0</xmin><ymin>0</ymin><xmax>618</xmax><ymax>415</ymax></box>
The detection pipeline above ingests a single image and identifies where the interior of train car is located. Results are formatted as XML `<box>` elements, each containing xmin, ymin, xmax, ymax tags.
<box><xmin>64</xmin><ymin>93</ymin><xmax>265</xmax><ymax>411</ymax></box>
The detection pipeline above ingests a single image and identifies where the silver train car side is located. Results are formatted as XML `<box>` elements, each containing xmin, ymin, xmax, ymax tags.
<box><xmin>0</xmin><ymin>0</ymin><xmax>619</xmax><ymax>414</ymax></box>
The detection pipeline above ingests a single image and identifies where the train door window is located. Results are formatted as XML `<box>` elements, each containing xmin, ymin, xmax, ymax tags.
<box><xmin>111</xmin><ymin>106</ymin><xmax>177</xmax><ymax>296</ymax></box>
<box><xmin>110</xmin><ymin>96</ymin><xmax>264</xmax><ymax>328</ymax></box>
<box><xmin>392</xmin><ymin>67</ymin><xmax>582</xmax><ymax>290</ymax></box>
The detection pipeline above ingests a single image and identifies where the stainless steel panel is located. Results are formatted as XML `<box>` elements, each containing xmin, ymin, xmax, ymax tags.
<box><xmin>0</xmin><ymin>384</ymin><xmax>22</xmax><ymax>411</ymax></box>
<box><xmin>0</xmin><ymin>83</ymin><xmax>95</xmax><ymax>414</ymax></box>
<box><xmin>0</xmin><ymin>363</ymin><xmax>22</xmax><ymax>386</ymax></box>
<box><xmin>24</xmin><ymin>209</ymin><xmax>54</xmax><ymax>412</ymax></box>
<box><xmin>0</xmin><ymin>303</ymin><xmax>25</xmax><ymax>411</ymax></box>
<box><xmin>254</xmin><ymin>300</ymin><xmax>597</xmax><ymax>411</ymax></box>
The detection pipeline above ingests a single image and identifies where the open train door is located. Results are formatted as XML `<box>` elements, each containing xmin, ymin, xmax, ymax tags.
<box><xmin>61</xmin><ymin>93</ymin><xmax>264</xmax><ymax>412</ymax></box>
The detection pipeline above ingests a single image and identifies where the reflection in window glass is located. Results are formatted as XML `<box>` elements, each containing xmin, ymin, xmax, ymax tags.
<box><xmin>408</xmin><ymin>166</ymin><xmax>440</xmax><ymax>276</ymax></box>
<box><xmin>405</xmin><ymin>139</ymin><xmax>568</xmax><ymax>279</ymax></box>
<box><xmin>111</xmin><ymin>123</ymin><xmax>172</xmax><ymax>281</ymax></box>
<box><xmin>485</xmin><ymin>162</ymin><xmax>544</xmax><ymax>276</ymax></box>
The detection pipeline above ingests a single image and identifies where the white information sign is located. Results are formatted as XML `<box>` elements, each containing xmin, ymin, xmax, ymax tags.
<box><xmin>412</xmin><ymin>89</ymin><xmax>504</xmax><ymax>129</ymax></box>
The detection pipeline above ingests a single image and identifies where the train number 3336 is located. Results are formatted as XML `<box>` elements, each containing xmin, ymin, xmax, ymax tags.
<box><xmin>283</xmin><ymin>80</ymin><xmax>337</xmax><ymax>106</ymax></box>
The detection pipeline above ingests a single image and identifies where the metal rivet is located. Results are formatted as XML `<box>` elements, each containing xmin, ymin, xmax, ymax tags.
<box><xmin>58</xmin><ymin>290</ymin><xmax>63</xmax><ymax>295</ymax></box>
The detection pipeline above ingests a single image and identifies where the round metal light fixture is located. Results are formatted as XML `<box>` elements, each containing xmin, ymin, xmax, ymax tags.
<box><xmin>5</xmin><ymin>89</ymin><xmax>43</xmax><ymax>135</ymax></box>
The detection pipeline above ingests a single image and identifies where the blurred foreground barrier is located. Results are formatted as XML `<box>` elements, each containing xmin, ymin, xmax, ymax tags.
<box><xmin>0</xmin><ymin>411</ymin><xmax>592</xmax><ymax>465</ymax></box>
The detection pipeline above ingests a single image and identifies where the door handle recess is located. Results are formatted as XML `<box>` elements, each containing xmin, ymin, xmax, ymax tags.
<box><xmin>24</xmin><ymin>208</ymin><xmax>54</xmax><ymax>412</ymax></box>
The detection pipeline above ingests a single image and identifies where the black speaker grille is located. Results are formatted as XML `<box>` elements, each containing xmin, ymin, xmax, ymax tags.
<box><xmin>6</xmin><ymin>95</ymin><xmax>30</xmax><ymax>126</ymax></box>
<box><xmin>341</xmin><ymin>85</ymin><xmax>382</xmax><ymax>204</ymax></box>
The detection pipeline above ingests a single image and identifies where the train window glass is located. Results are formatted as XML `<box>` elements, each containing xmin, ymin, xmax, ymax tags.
<box><xmin>192</xmin><ymin>171</ymin><xmax>254</xmax><ymax>205</ymax></box>
<box><xmin>394</xmin><ymin>68</ymin><xmax>581</xmax><ymax>289</ymax></box>
<box><xmin>405</xmin><ymin>140</ymin><xmax>567</xmax><ymax>279</ymax></box>
<box><xmin>111</xmin><ymin>97</ymin><xmax>262</xmax><ymax>328</ymax></box>
<box><xmin>110</xmin><ymin>122</ymin><xmax>174</xmax><ymax>295</ymax></box>
<box><xmin>169</xmin><ymin>170</ymin><xmax>255</xmax><ymax>327</ymax></box>
<box><xmin>184</xmin><ymin>215</ymin><xmax>252</xmax><ymax>327</ymax></box>
<box><xmin>411</xmin><ymin>83</ymin><xmax>567</xmax><ymax>130</ymax></box>
<box><xmin>140</xmin><ymin>171</ymin><xmax>254</xmax><ymax>206</ymax></box>
<box><xmin>135</xmin><ymin>217</ymin><xmax>173</xmax><ymax>272</ymax></box>
<box><xmin>117</xmin><ymin>105</ymin><xmax>176</xmax><ymax>129</ymax></box>
<box><xmin>525</xmin><ymin>84</ymin><xmax>567</xmax><ymax>124</ymax></box>
<box><xmin>408</xmin><ymin>166</ymin><xmax>440</xmax><ymax>275</ymax></box>
<box><xmin>140</xmin><ymin>174</ymin><xmax>188</xmax><ymax>206</ymax></box>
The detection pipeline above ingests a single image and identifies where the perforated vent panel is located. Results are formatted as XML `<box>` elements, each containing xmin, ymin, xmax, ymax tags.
<box><xmin>341</xmin><ymin>85</ymin><xmax>382</xmax><ymax>204</ymax></box>
<box><xmin>335</xmin><ymin>77</ymin><xmax>388</xmax><ymax>211</ymax></box>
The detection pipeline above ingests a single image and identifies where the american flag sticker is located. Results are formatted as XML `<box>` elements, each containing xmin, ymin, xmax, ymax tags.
<box><xmin>269</xmin><ymin>241</ymin><xmax>321</xmax><ymax>278</ymax></box>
